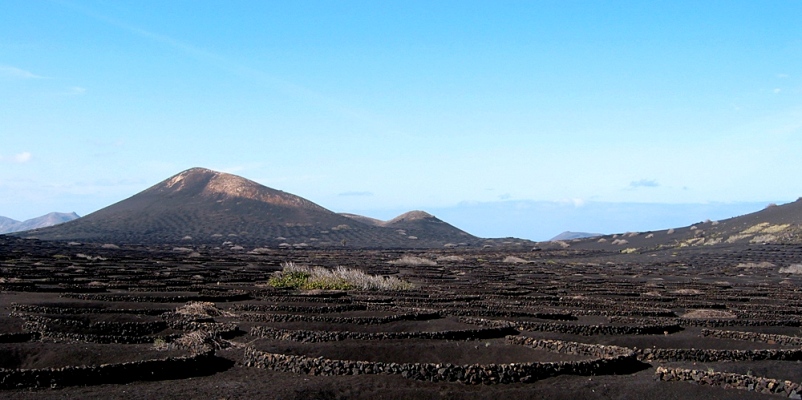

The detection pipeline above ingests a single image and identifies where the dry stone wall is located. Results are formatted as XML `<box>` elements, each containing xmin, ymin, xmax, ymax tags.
<box><xmin>637</xmin><ymin>348</ymin><xmax>802</xmax><ymax>362</ymax></box>
<box><xmin>62</xmin><ymin>292</ymin><xmax>250</xmax><ymax>303</ymax></box>
<box><xmin>249</xmin><ymin>326</ymin><xmax>517</xmax><ymax>342</ymax></box>
<box><xmin>655</xmin><ymin>366</ymin><xmax>802</xmax><ymax>398</ymax></box>
<box><xmin>231</xmin><ymin>304</ymin><xmax>365</xmax><ymax>313</ymax></box>
<box><xmin>701</xmin><ymin>328</ymin><xmax>802</xmax><ymax>346</ymax></box>
<box><xmin>458</xmin><ymin>317</ymin><xmax>680</xmax><ymax>336</ymax></box>
<box><xmin>243</xmin><ymin>336</ymin><xmax>638</xmax><ymax>385</ymax></box>
<box><xmin>239</xmin><ymin>311</ymin><xmax>440</xmax><ymax>325</ymax></box>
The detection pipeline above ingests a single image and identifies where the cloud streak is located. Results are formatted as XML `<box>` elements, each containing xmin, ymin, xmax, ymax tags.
<box><xmin>0</xmin><ymin>152</ymin><xmax>33</xmax><ymax>163</ymax></box>
<box><xmin>0</xmin><ymin>66</ymin><xmax>47</xmax><ymax>79</ymax></box>
<box><xmin>67</xmin><ymin>86</ymin><xmax>86</xmax><ymax>95</ymax></box>
<box><xmin>339</xmin><ymin>191</ymin><xmax>374</xmax><ymax>197</ymax></box>
<box><xmin>53</xmin><ymin>0</ymin><xmax>396</xmax><ymax>137</ymax></box>
<box><xmin>629</xmin><ymin>179</ymin><xmax>659</xmax><ymax>189</ymax></box>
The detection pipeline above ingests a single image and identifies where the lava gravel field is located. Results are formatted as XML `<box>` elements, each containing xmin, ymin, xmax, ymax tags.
<box><xmin>3</xmin><ymin>236</ymin><xmax>802</xmax><ymax>399</ymax></box>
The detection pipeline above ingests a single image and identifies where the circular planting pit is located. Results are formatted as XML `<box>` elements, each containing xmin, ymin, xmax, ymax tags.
<box><xmin>520</xmin><ymin>326</ymin><xmax>802</xmax><ymax>353</ymax></box>
<box><xmin>13</xmin><ymin>302</ymin><xmax>173</xmax><ymax>316</ymax></box>
<box><xmin>21</xmin><ymin>314</ymin><xmax>170</xmax><ymax>337</ymax></box>
<box><xmin>251</xmin><ymin>338</ymin><xmax>589</xmax><ymax>365</ymax></box>
<box><xmin>243</xmin><ymin>336</ymin><xmax>640</xmax><ymax>385</ymax></box>
<box><xmin>246</xmin><ymin>316</ymin><xmax>477</xmax><ymax>333</ymax></box>
<box><xmin>0</xmin><ymin>342</ymin><xmax>187</xmax><ymax>370</ymax></box>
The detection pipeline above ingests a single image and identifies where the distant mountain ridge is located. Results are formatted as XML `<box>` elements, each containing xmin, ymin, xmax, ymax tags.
<box><xmin>17</xmin><ymin>168</ymin><xmax>486</xmax><ymax>248</ymax></box>
<box><xmin>0</xmin><ymin>212</ymin><xmax>80</xmax><ymax>234</ymax></box>
<box><xmin>549</xmin><ymin>231</ymin><xmax>603</xmax><ymax>241</ymax></box>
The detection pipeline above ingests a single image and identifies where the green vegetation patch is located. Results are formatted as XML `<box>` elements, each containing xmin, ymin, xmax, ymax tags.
<box><xmin>268</xmin><ymin>262</ymin><xmax>413</xmax><ymax>291</ymax></box>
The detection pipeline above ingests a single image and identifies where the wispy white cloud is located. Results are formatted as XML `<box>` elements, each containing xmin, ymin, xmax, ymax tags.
<box><xmin>338</xmin><ymin>191</ymin><xmax>373</xmax><ymax>197</ymax></box>
<box><xmin>53</xmin><ymin>0</ymin><xmax>398</xmax><ymax>138</ymax></box>
<box><xmin>777</xmin><ymin>73</ymin><xmax>790</xmax><ymax>79</ymax></box>
<box><xmin>217</xmin><ymin>163</ymin><xmax>264</xmax><ymax>175</ymax></box>
<box><xmin>773</xmin><ymin>88</ymin><xmax>782</xmax><ymax>94</ymax></box>
<box><xmin>0</xmin><ymin>65</ymin><xmax>47</xmax><ymax>79</ymax></box>
<box><xmin>14</xmin><ymin>152</ymin><xmax>32</xmax><ymax>163</ymax></box>
<box><xmin>629</xmin><ymin>179</ymin><xmax>659</xmax><ymax>189</ymax></box>
<box><xmin>0</xmin><ymin>152</ymin><xmax>33</xmax><ymax>163</ymax></box>
<box><xmin>556</xmin><ymin>198</ymin><xmax>586</xmax><ymax>207</ymax></box>
<box><xmin>67</xmin><ymin>86</ymin><xmax>86</xmax><ymax>95</ymax></box>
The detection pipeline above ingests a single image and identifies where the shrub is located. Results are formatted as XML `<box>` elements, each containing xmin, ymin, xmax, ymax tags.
<box><xmin>268</xmin><ymin>271</ymin><xmax>311</xmax><ymax>289</ymax></box>
<box><xmin>387</xmin><ymin>256</ymin><xmax>437</xmax><ymax>266</ymax></box>
<box><xmin>153</xmin><ymin>337</ymin><xmax>168</xmax><ymax>351</ymax></box>
<box><xmin>762</xmin><ymin>224</ymin><xmax>790</xmax><ymax>234</ymax></box>
<box><xmin>736</xmin><ymin>262</ymin><xmax>775</xmax><ymax>269</ymax></box>
<box><xmin>268</xmin><ymin>262</ymin><xmax>413</xmax><ymax>291</ymax></box>
<box><xmin>175</xmin><ymin>301</ymin><xmax>232</xmax><ymax>318</ymax></box>
<box><xmin>779</xmin><ymin>264</ymin><xmax>802</xmax><ymax>274</ymax></box>
<box><xmin>750</xmin><ymin>234</ymin><xmax>778</xmax><ymax>243</ymax></box>
<box><xmin>726</xmin><ymin>234</ymin><xmax>751</xmax><ymax>243</ymax></box>
<box><xmin>681</xmin><ymin>309</ymin><xmax>736</xmax><ymax>319</ymax></box>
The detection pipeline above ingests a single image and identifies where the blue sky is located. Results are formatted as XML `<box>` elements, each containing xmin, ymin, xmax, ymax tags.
<box><xmin>1</xmin><ymin>1</ymin><xmax>800</xmax><ymax>240</ymax></box>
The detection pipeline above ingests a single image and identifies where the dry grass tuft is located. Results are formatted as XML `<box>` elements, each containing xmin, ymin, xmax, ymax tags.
<box><xmin>750</xmin><ymin>234</ymin><xmax>778</xmax><ymax>243</ymax></box>
<box><xmin>502</xmin><ymin>256</ymin><xmax>529</xmax><ymax>264</ymax></box>
<box><xmin>271</xmin><ymin>262</ymin><xmax>414</xmax><ymax>291</ymax></box>
<box><xmin>387</xmin><ymin>256</ymin><xmax>437</xmax><ymax>267</ymax></box>
<box><xmin>175</xmin><ymin>301</ymin><xmax>233</xmax><ymax>318</ymax></box>
<box><xmin>681</xmin><ymin>309</ymin><xmax>736</xmax><ymax>319</ymax></box>
<box><xmin>779</xmin><ymin>264</ymin><xmax>802</xmax><ymax>274</ymax></box>
<box><xmin>171</xmin><ymin>330</ymin><xmax>230</xmax><ymax>353</ymax></box>
<box><xmin>736</xmin><ymin>262</ymin><xmax>775</xmax><ymax>269</ymax></box>
<box><xmin>671</xmin><ymin>289</ymin><xmax>703</xmax><ymax>295</ymax></box>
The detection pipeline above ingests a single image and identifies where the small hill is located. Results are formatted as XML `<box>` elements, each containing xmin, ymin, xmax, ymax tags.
<box><xmin>549</xmin><ymin>231</ymin><xmax>603</xmax><ymax>241</ymax></box>
<box><xmin>341</xmin><ymin>210</ymin><xmax>477</xmax><ymax>244</ymax></box>
<box><xmin>384</xmin><ymin>211</ymin><xmax>475</xmax><ymax>243</ymax></box>
<box><xmin>17</xmin><ymin>168</ymin><xmax>481</xmax><ymax>248</ymax></box>
<box><xmin>0</xmin><ymin>216</ymin><xmax>18</xmax><ymax>233</ymax></box>
<box><xmin>338</xmin><ymin>213</ymin><xmax>385</xmax><ymax>227</ymax></box>
<box><xmin>0</xmin><ymin>212</ymin><xmax>79</xmax><ymax>234</ymax></box>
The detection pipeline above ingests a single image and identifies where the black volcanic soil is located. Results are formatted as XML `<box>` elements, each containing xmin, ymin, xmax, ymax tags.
<box><xmin>3</xmin><ymin>235</ymin><xmax>802</xmax><ymax>399</ymax></box>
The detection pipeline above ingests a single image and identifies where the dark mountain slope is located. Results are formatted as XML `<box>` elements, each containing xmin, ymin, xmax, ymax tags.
<box><xmin>542</xmin><ymin>199</ymin><xmax>802</xmax><ymax>252</ymax></box>
<box><xmin>18</xmin><ymin>168</ymin><xmax>481</xmax><ymax>248</ymax></box>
